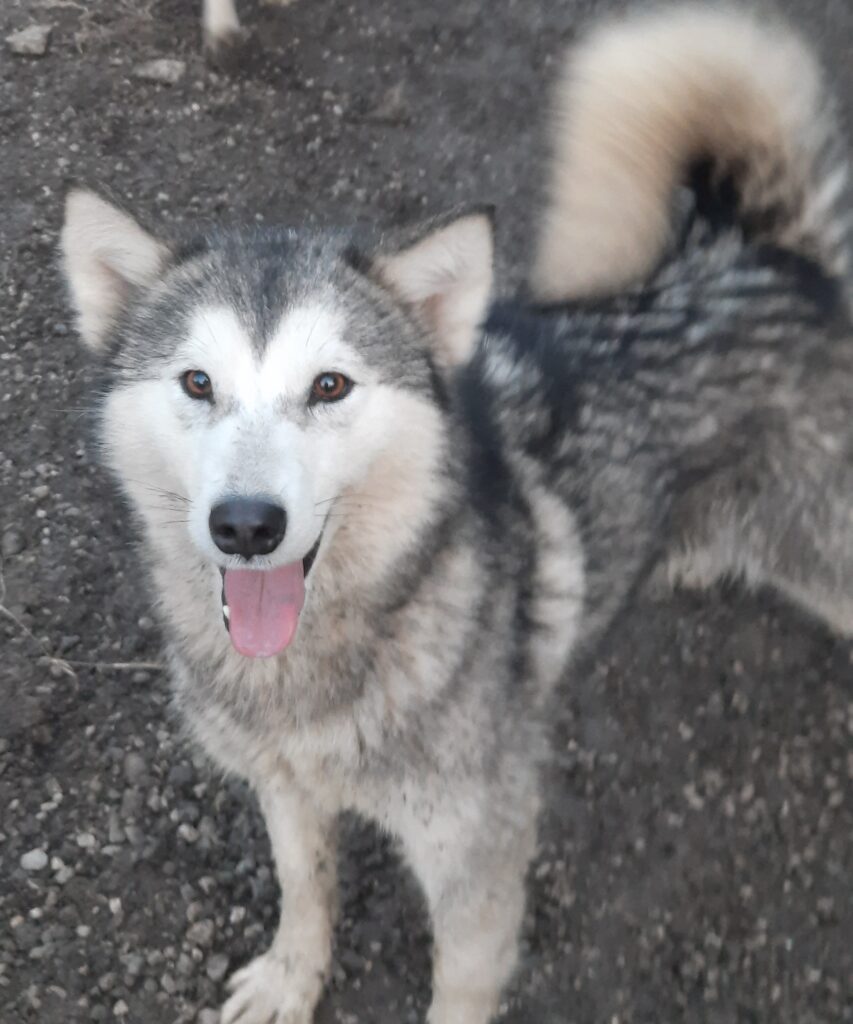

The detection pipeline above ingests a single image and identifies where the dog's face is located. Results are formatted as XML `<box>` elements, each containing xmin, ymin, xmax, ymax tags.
<box><xmin>61</xmin><ymin>192</ymin><xmax>492</xmax><ymax>658</ymax></box>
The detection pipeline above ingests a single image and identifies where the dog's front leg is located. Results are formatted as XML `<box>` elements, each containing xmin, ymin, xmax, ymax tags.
<box><xmin>402</xmin><ymin>791</ymin><xmax>538</xmax><ymax>1024</ymax></box>
<box><xmin>221</xmin><ymin>772</ymin><xmax>337</xmax><ymax>1024</ymax></box>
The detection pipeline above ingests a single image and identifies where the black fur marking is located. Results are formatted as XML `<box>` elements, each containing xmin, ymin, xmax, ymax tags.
<box><xmin>455</xmin><ymin>353</ymin><xmax>518</xmax><ymax>534</ymax></box>
<box><xmin>341</xmin><ymin>242</ymin><xmax>373</xmax><ymax>276</ymax></box>
<box><xmin>687</xmin><ymin>156</ymin><xmax>744</xmax><ymax>233</ymax></box>
<box><xmin>171</xmin><ymin>234</ymin><xmax>211</xmax><ymax>266</ymax></box>
<box><xmin>751</xmin><ymin>245</ymin><xmax>845</xmax><ymax>323</ymax></box>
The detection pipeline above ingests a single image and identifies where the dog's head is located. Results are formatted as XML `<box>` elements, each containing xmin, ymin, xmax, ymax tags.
<box><xmin>61</xmin><ymin>191</ymin><xmax>493</xmax><ymax>658</ymax></box>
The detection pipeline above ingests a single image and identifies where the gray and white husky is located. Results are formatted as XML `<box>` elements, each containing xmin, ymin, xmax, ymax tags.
<box><xmin>61</xmin><ymin>8</ymin><xmax>852</xmax><ymax>1023</ymax></box>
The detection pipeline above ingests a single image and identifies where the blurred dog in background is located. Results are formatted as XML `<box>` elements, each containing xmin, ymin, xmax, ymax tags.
<box><xmin>202</xmin><ymin>0</ymin><xmax>293</xmax><ymax>57</ymax></box>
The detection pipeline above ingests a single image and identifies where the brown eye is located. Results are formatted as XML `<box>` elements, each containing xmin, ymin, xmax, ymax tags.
<box><xmin>181</xmin><ymin>370</ymin><xmax>213</xmax><ymax>401</ymax></box>
<box><xmin>310</xmin><ymin>372</ymin><xmax>353</xmax><ymax>404</ymax></box>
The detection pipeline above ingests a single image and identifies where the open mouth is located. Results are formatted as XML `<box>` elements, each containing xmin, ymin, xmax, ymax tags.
<box><xmin>219</xmin><ymin>533</ymin><xmax>322</xmax><ymax>659</ymax></box>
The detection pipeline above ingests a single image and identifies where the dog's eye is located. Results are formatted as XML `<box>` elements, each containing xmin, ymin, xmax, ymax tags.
<box><xmin>181</xmin><ymin>370</ymin><xmax>213</xmax><ymax>401</ymax></box>
<box><xmin>310</xmin><ymin>372</ymin><xmax>353</xmax><ymax>404</ymax></box>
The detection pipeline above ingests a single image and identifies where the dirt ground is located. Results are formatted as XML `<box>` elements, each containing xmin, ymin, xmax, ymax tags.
<box><xmin>1</xmin><ymin>0</ymin><xmax>851</xmax><ymax>1022</ymax></box>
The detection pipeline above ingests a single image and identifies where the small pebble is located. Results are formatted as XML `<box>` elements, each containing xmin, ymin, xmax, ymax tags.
<box><xmin>178</xmin><ymin>822</ymin><xmax>199</xmax><ymax>843</ymax></box>
<box><xmin>20</xmin><ymin>848</ymin><xmax>48</xmax><ymax>871</ymax></box>
<box><xmin>121</xmin><ymin>953</ymin><xmax>144</xmax><ymax>977</ymax></box>
<box><xmin>1</xmin><ymin>529</ymin><xmax>25</xmax><ymax>556</ymax></box>
<box><xmin>123</xmin><ymin>751</ymin><xmax>147</xmax><ymax>785</ymax></box>
<box><xmin>186</xmin><ymin>919</ymin><xmax>215</xmax><ymax>947</ymax></box>
<box><xmin>206</xmin><ymin>953</ymin><xmax>229</xmax><ymax>982</ymax></box>
<box><xmin>133</xmin><ymin>59</ymin><xmax>186</xmax><ymax>85</ymax></box>
<box><xmin>108</xmin><ymin>811</ymin><xmax>125</xmax><ymax>844</ymax></box>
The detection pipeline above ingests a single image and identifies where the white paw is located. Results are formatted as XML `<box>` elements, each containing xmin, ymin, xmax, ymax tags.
<box><xmin>220</xmin><ymin>952</ymin><xmax>319</xmax><ymax>1024</ymax></box>
<box><xmin>201</xmin><ymin>25</ymin><xmax>249</xmax><ymax>68</ymax></box>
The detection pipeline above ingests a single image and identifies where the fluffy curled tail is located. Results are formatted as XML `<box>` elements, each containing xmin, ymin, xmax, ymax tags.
<box><xmin>530</xmin><ymin>6</ymin><xmax>852</xmax><ymax>302</ymax></box>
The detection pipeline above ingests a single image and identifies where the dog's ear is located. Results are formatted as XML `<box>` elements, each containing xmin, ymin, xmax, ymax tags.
<box><xmin>61</xmin><ymin>189</ymin><xmax>169</xmax><ymax>352</ymax></box>
<box><xmin>373</xmin><ymin>208</ymin><xmax>494</xmax><ymax>368</ymax></box>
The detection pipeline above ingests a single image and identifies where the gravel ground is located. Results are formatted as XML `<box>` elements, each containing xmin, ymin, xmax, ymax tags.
<box><xmin>1</xmin><ymin>0</ymin><xmax>851</xmax><ymax>1022</ymax></box>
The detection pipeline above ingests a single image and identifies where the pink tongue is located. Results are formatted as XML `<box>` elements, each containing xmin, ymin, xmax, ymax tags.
<box><xmin>224</xmin><ymin>563</ymin><xmax>306</xmax><ymax>658</ymax></box>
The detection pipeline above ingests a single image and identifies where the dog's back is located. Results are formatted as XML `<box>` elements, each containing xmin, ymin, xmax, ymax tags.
<box><xmin>498</xmin><ymin>6</ymin><xmax>853</xmax><ymax>638</ymax></box>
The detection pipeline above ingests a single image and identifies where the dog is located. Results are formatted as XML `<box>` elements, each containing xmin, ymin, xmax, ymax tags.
<box><xmin>60</xmin><ymin>7</ymin><xmax>851</xmax><ymax>1023</ymax></box>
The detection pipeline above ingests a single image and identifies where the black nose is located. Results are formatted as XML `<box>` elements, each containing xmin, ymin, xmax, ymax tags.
<box><xmin>209</xmin><ymin>498</ymin><xmax>287</xmax><ymax>559</ymax></box>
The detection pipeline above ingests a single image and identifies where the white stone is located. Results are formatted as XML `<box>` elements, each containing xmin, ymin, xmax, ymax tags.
<box><xmin>20</xmin><ymin>848</ymin><xmax>48</xmax><ymax>871</ymax></box>
<box><xmin>133</xmin><ymin>59</ymin><xmax>186</xmax><ymax>86</ymax></box>
<box><xmin>6</xmin><ymin>24</ymin><xmax>52</xmax><ymax>57</ymax></box>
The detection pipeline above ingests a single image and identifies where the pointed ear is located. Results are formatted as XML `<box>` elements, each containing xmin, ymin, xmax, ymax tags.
<box><xmin>374</xmin><ymin>209</ymin><xmax>494</xmax><ymax>368</ymax></box>
<box><xmin>60</xmin><ymin>189</ymin><xmax>168</xmax><ymax>351</ymax></box>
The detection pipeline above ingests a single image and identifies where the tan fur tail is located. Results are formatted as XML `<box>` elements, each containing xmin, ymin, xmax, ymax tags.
<box><xmin>530</xmin><ymin>6</ymin><xmax>852</xmax><ymax>302</ymax></box>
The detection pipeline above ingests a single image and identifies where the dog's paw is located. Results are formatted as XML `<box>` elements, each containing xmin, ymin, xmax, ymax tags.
<box><xmin>220</xmin><ymin>952</ymin><xmax>318</xmax><ymax>1024</ymax></box>
<box><xmin>204</xmin><ymin>26</ymin><xmax>253</xmax><ymax>71</ymax></box>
